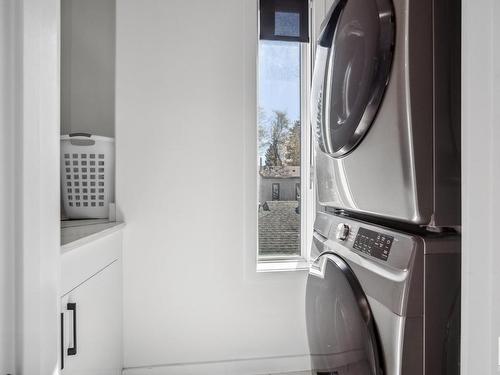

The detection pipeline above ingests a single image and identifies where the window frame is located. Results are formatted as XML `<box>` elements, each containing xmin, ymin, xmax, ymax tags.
<box><xmin>256</xmin><ymin>28</ymin><xmax>314</xmax><ymax>272</ymax></box>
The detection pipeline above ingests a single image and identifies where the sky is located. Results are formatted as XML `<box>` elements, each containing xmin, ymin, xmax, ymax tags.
<box><xmin>258</xmin><ymin>40</ymin><xmax>301</xmax><ymax>124</ymax></box>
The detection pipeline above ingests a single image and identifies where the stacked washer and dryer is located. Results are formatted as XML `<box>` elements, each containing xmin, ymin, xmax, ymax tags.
<box><xmin>305</xmin><ymin>0</ymin><xmax>461</xmax><ymax>374</ymax></box>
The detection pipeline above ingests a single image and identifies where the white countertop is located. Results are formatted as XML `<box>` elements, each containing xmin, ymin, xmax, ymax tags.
<box><xmin>61</xmin><ymin>219</ymin><xmax>125</xmax><ymax>252</ymax></box>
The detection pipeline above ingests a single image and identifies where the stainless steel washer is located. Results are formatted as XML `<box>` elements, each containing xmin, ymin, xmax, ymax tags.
<box><xmin>306</xmin><ymin>213</ymin><xmax>460</xmax><ymax>375</ymax></box>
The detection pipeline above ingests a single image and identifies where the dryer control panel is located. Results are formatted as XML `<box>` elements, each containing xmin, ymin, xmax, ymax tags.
<box><xmin>353</xmin><ymin>227</ymin><xmax>394</xmax><ymax>261</ymax></box>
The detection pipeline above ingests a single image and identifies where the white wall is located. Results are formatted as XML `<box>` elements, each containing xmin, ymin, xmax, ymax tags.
<box><xmin>461</xmin><ymin>0</ymin><xmax>500</xmax><ymax>373</ymax></box>
<box><xmin>0</xmin><ymin>2</ymin><xmax>60</xmax><ymax>373</ymax></box>
<box><xmin>61</xmin><ymin>0</ymin><xmax>115</xmax><ymax>138</ymax></box>
<box><xmin>0</xmin><ymin>0</ymin><xmax>61</xmax><ymax>373</ymax></box>
<box><xmin>16</xmin><ymin>0</ymin><xmax>61</xmax><ymax>373</ymax></box>
<box><xmin>116</xmin><ymin>1</ymin><xmax>310</xmax><ymax>373</ymax></box>
<box><xmin>0</xmin><ymin>1</ymin><xmax>17</xmax><ymax>372</ymax></box>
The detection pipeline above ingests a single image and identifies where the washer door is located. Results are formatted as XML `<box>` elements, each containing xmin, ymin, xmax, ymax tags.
<box><xmin>306</xmin><ymin>252</ymin><xmax>382</xmax><ymax>375</ymax></box>
<box><xmin>312</xmin><ymin>0</ymin><xmax>394</xmax><ymax>158</ymax></box>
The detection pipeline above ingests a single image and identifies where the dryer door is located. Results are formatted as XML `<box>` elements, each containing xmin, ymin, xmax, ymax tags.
<box><xmin>306</xmin><ymin>252</ymin><xmax>382</xmax><ymax>375</ymax></box>
<box><xmin>314</xmin><ymin>0</ymin><xmax>394</xmax><ymax>158</ymax></box>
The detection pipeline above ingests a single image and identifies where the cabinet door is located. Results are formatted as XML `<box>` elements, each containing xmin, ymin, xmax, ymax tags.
<box><xmin>61</xmin><ymin>259</ymin><xmax>122</xmax><ymax>375</ymax></box>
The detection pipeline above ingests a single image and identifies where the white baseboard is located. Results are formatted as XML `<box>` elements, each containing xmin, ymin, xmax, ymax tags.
<box><xmin>122</xmin><ymin>354</ymin><xmax>311</xmax><ymax>375</ymax></box>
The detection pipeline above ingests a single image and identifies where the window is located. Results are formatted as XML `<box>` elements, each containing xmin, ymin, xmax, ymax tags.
<box><xmin>272</xmin><ymin>183</ymin><xmax>280</xmax><ymax>200</ymax></box>
<box><xmin>257</xmin><ymin>0</ymin><xmax>312</xmax><ymax>270</ymax></box>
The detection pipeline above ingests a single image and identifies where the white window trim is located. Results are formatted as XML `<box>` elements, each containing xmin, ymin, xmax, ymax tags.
<box><xmin>256</xmin><ymin>23</ymin><xmax>314</xmax><ymax>273</ymax></box>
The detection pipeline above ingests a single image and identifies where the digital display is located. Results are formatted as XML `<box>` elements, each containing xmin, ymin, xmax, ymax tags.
<box><xmin>353</xmin><ymin>227</ymin><xmax>393</xmax><ymax>261</ymax></box>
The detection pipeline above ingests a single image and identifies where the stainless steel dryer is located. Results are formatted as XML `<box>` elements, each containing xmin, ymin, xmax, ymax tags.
<box><xmin>306</xmin><ymin>213</ymin><xmax>460</xmax><ymax>375</ymax></box>
<box><xmin>311</xmin><ymin>0</ymin><xmax>461</xmax><ymax>227</ymax></box>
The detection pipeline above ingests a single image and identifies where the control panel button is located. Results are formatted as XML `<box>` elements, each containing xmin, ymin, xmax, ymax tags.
<box><xmin>335</xmin><ymin>223</ymin><xmax>350</xmax><ymax>241</ymax></box>
<box><xmin>353</xmin><ymin>227</ymin><xmax>394</xmax><ymax>261</ymax></box>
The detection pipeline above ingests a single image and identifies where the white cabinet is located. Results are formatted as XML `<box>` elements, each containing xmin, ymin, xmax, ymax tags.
<box><xmin>61</xmin><ymin>258</ymin><xmax>122</xmax><ymax>374</ymax></box>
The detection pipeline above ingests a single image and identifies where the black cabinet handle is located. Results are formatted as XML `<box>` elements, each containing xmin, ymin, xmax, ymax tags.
<box><xmin>60</xmin><ymin>312</ymin><xmax>64</xmax><ymax>369</ymax></box>
<box><xmin>67</xmin><ymin>303</ymin><xmax>77</xmax><ymax>356</ymax></box>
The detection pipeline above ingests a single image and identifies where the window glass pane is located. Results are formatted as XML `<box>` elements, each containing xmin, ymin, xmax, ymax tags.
<box><xmin>259</xmin><ymin>0</ymin><xmax>310</xmax><ymax>42</ymax></box>
<box><xmin>258</xmin><ymin>40</ymin><xmax>301</xmax><ymax>257</ymax></box>
<box><xmin>275</xmin><ymin>11</ymin><xmax>300</xmax><ymax>37</ymax></box>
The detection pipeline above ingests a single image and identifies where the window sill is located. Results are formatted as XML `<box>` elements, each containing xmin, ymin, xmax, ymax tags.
<box><xmin>256</xmin><ymin>257</ymin><xmax>310</xmax><ymax>273</ymax></box>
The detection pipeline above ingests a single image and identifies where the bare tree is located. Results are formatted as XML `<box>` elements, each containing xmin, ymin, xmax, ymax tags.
<box><xmin>264</xmin><ymin>110</ymin><xmax>290</xmax><ymax>166</ymax></box>
<box><xmin>258</xmin><ymin>106</ymin><xmax>269</xmax><ymax>156</ymax></box>
<box><xmin>284</xmin><ymin>120</ymin><xmax>300</xmax><ymax>166</ymax></box>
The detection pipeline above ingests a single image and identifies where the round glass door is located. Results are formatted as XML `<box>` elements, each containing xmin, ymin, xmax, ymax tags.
<box><xmin>316</xmin><ymin>0</ymin><xmax>394</xmax><ymax>157</ymax></box>
<box><xmin>306</xmin><ymin>252</ymin><xmax>382</xmax><ymax>375</ymax></box>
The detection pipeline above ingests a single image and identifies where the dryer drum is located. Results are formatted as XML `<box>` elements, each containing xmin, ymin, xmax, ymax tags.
<box><xmin>315</xmin><ymin>0</ymin><xmax>395</xmax><ymax>158</ymax></box>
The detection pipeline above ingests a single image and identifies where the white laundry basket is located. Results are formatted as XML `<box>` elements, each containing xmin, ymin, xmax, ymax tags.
<box><xmin>61</xmin><ymin>134</ymin><xmax>115</xmax><ymax>219</ymax></box>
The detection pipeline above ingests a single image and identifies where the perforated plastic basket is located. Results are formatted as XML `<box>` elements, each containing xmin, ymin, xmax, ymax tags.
<box><xmin>61</xmin><ymin>134</ymin><xmax>115</xmax><ymax>219</ymax></box>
